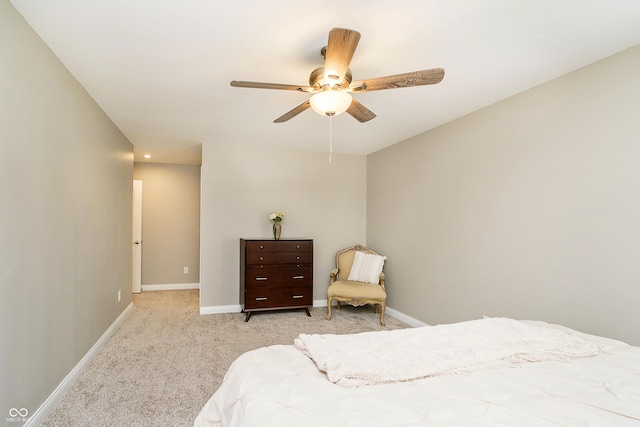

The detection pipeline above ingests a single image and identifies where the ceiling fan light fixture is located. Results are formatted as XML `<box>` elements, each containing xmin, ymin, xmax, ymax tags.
<box><xmin>309</xmin><ymin>90</ymin><xmax>352</xmax><ymax>117</ymax></box>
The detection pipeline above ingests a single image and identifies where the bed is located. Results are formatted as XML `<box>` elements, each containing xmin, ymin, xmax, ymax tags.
<box><xmin>194</xmin><ymin>317</ymin><xmax>640</xmax><ymax>426</ymax></box>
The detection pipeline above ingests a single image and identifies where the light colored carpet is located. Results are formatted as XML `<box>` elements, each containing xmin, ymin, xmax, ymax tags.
<box><xmin>42</xmin><ymin>290</ymin><xmax>409</xmax><ymax>426</ymax></box>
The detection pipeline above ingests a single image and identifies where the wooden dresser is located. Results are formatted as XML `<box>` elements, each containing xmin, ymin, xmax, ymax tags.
<box><xmin>240</xmin><ymin>238</ymin><xmax>313</xmax><ymax>322</ymax></box>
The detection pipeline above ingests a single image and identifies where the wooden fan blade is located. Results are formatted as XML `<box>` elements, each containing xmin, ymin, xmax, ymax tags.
<box><xmin>347</xmin><ymin>98</ymin><xmax>376</xmax><ymax>123</ymax></box>
<box><xmin>351</xmin><ymin>68</ymin><xmax>444</xmax><ymax>92</ymax></box>
<box><xmin>273</xmin><ymin>101</ymin><xmax>311</xmax><ymax>123</ymax></box>
<box><xmin>324</xmin><ymin>28</ymin><xmax>361</xmax><ymax>83</ymax></box>
<box><xmin>231</xmin><ymin>81</ymin><xmax>313</xmax><ymax>92</ymax></box>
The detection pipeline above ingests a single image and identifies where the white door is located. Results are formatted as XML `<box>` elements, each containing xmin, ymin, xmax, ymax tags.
<box><xmin>132</xmin><ymin>180</ymin><xmax>143</xmax><ymax>293</ymax></box>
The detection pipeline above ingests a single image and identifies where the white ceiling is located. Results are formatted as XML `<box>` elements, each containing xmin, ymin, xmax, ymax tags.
<box><xmin>9</xmin><ymin>0</ymin><xmax>640</xmax><ymax>165</ymax></box>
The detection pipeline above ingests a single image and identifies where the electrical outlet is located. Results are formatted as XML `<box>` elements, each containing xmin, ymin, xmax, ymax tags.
<box><xmin>183</xmin><ymin>266</ymin><xmax>189</xmax><ymax>274</ymax></box>
<box><xmin>117</xmin><ymin>290</ymin><xmax>121</xmax><ymax>302</ymax></box>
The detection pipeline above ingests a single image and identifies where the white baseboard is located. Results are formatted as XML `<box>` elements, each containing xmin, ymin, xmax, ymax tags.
<box><xmin>200</xmin><ymin>299</ymin><xmax>427</xmax><ymax>328</ymax></box>
<box><xmin>200</xmin><ymin>301</ymin><xmax>325</xmax><ymax>315</ymax></box>
<box><xmin>315</xmin><ymin>299</ymin><xmax>427</xmax><ymax>327</ymax></box>
<box><xmin>199</xmin><ymin>304</ymin><xmax>242</xmax><ymax>315</ymax></box>
<box><xmin>26</xmin><ymin>303</ymin><xmax>134</xmax><ymax>427</ymax></box>
<box><xmin>200</xmin><ymin>299</ymin><xmax>428</xmax><ymax>328</ymax></box>
<box><xmin>199</xmin><ymin>302</ymin><xmax>323</xmax><ymax>315</ymax></box>
<box><xmin>385</xmin><ymin>307</ymin><xmax>428</xmax><ymax>327</ymax></box>
<box><xmin>141</xmin><ymin>282</ymin><xmax>200</xmax><ymax>291</ymax></box>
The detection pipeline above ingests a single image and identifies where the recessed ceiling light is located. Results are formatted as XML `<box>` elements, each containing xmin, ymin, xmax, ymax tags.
<box><xmin>143</xmin><ymin>154</ymin><xmax>151</xmax><ymax>159</ymax></box>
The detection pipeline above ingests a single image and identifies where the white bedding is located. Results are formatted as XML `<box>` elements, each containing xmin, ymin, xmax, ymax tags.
<box><xmin>294</xmin><ymin>318</ymin><xmax>600</xmax><ymax>387</ymax></box>
<box><xmin>195</xmin><ymin>320</ymin><xmax>640</xmax><ymax>427</ymax></box>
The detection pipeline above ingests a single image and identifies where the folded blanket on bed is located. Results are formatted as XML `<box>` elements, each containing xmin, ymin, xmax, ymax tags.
<box><xmin>294</xmin><ymin>317</ymin><xmax>600</xmax><ymax>387</ymax></box>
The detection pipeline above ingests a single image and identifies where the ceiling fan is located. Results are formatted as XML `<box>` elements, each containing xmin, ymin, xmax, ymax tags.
<box><xmin>230</xmin><ymin>28</ymin><xmax>445</xmax><ymax>123</ymax></box>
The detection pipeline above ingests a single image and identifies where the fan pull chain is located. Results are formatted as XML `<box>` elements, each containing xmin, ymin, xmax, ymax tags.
<box><xmin>329</xmin><ymin>115</ymin><xmax>333</xmax><ymax>163</ymax></box>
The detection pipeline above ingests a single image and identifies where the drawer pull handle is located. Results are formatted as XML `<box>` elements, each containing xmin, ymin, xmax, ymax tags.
<box><xmin>296</xmin><ymin>256</ymin><xmax>300</xmax><ymax>260</ymax></box>
<box><xmin>255</xmin><ymin>277</ymin><xmax>268</xmax><ymax>281</ymax></box>
<box><xmin>260</xmin><ymin>245</ymin><xmax>264</xmax><ymax>249</ymax></box>
<box><xmin>260</xmin><ymin>257</ymin><xmax>264</xmax><ymax>260</ymax></box>
<box><xmin>292</xmin><ymin>295</ymin><xmax>303</xmax><ymax>299</ymax></box>
<box><xmin>255</xmin><ymin>297</ymin><xmax>268</xmax><ymax>301</ymax></box>
<box><xmin>293</xmin><ymin>275</ymin><xmax>304</xmax><ymax>280</ymax></box>
<box><xmin>296</xmin><ymin>245</ymin><xmax>300</xmax><ymax>249</ymax></box>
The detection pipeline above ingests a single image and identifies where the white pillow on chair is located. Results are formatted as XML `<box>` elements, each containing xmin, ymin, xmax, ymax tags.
<box><xmin>347</xmin><ymin>251</ymin><xmax>387</xmax><ymax>284</ymax></box>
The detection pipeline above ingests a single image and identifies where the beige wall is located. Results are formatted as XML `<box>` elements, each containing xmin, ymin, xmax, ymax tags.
<box><xmin>200</xmin><ymin>144</ymin><xmax>367</xmax><ymax>308</ymax></box>
<box><xmin>0</xmin><ymin>0</ymin><xmax>133</xmax><ymax>416</ymax></box>
<box><xmin>368</xmin><ymin>44</ymin><xmax>640</xmax><ymax>345</ymax></box>
<box><xmin>133</xmin><ymin>163</ymin><xmax>201</xmax><ymax>286</ymax></box>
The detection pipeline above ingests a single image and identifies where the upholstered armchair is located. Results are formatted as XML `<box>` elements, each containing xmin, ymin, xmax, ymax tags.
<box><xmin>327</xmin><ymin>244</ymin><xmax>387</xmax><ymax>326</ymax></box>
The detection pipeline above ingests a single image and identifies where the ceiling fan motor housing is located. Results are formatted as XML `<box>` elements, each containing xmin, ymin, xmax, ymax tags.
<box><xmin>309</xmin><ymin>66</ymin><xmax>352</xmax><ymax>91</ymax></box>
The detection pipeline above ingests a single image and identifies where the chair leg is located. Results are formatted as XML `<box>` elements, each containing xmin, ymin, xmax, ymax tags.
<box><xmin>380</xmin><ymin>301</ymin><xmax>386</xmax><ymax>326</ymax></box>
<box><xmin>327</xmin><ymin>297</ymin><xmax>332</xmax><ymax>320</ymax></box>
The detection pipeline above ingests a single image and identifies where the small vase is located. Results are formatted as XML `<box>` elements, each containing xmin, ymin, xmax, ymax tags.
<box><xmin>273</xmin><ymin>222</ymin><xmax>281</xmax><ymax>240</ymax></box>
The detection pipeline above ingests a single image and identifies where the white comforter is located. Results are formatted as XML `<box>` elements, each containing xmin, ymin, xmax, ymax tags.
<box><xmin>294</xmin><ymin>317</ymin><xmax>600</xmax><ymax>387</ymax></box>
<box><xmin>195</xmin><ymin>320</ymin><xmax>640</xmax><ymax>427</ymax></box>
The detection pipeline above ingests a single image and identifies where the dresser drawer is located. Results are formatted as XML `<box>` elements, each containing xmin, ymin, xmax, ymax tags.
<box><xmin>245</xmin><ymin>286</ymin><xmax>312</xmax><ymax>309</ymax></box>
<box><xmin>245</xmin><ymin>267</ymin><xmax>312</xmax><ymax>288</ymax></box>
<box><xmin>246</xmin><ymin>251</ymin><xmax>312</xmax><ymax>266</ymax></box>
<box><xmin>246</xmin><ymin>240</ymin><xmax>312</xmax><ymax>253</ymax></box>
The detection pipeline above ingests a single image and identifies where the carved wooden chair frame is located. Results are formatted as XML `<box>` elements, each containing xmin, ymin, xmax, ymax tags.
<box><xmin>327</xmin><ymin>244</ymin><xmax>386</xmax><ymax>326</ymax></box>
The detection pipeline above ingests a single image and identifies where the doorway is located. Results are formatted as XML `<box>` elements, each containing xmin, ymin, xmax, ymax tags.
<box><xmin>132</xmin><ymin>179</ymin><xmax>142</xmax><ymax>293</ymax></box>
